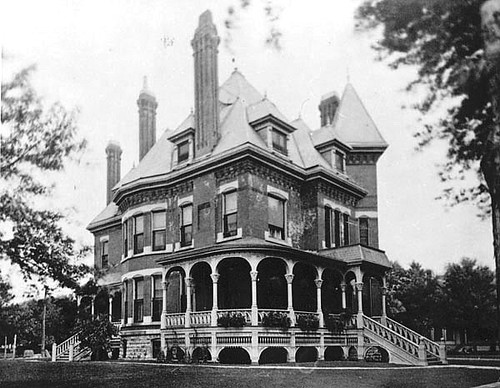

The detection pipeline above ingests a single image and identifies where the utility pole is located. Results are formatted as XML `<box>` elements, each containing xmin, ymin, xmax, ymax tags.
<box><xmin>41</xmin><ymin>286</ymin><xmax>47</xmax><ymax>357</ymax></box>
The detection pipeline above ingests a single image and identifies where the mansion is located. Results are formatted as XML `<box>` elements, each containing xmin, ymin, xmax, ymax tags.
<box><xmin>77</xmin><ymin>10</ymin><xmax>445</xmax><ymax>365</ymax></box>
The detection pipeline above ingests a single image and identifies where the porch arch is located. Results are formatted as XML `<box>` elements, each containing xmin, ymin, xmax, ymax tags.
<box><xmin>190</xmin><ymin>261</ymin><xmax>213</xmax><ymax>311</ymax></box>
<box><xmin>321</xmin><ymin>268</ymin><xmax>343</xmax><ymax>315</ymax></box>
<box><xmin>257</xmin><ymin>257</ymin><xmax>287</xmax><ymax>309</ymax></box>
<box><xmin>165</xmin><ymin>266</ymin><xmax>186</xmax><ymax>313</ymax></box>
<box><xmin>217</xmin><ymin>257</ymin><xmax>251</xmax><ymax>309</ymax></box>
<box><xmin>293</xmin><ymin>262</ymin><xmax>317</xmax><ymax>312</ymax></box>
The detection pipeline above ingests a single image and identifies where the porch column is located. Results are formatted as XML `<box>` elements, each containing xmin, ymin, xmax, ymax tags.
<box><xmin>91</xmin><ymin>296</ymin><xmax>95</xmax><ymax>319</ymax></box>
<box><xmin>340</xmin><ymin>282</ymin><xmax>347</xmax><ymax>310</ymax></box>
<box><xmin>161</xmin><ymin>281</ymin><xmax>168</xmax><ymax>330</ymax></box>
<box><xmin>315</xmin><ymin>279</ymin><xmax>324</xmax><ymax>328</ymax></box>
<box><xmin>192</xmin><ymin>285</ymin><xmax>196</xmax><ymax>313</ymax></box>
<box><xmin>211</xmin><ymin>273</ymin><xmax>219</xmax><ymax>327</ymax></box>
<box><xmin>108</xmin><ymin>295</ymin><xmax>113</xmax><ymax>322</ymax></box>
<box><xmin>250</xmin><ymin>271</ymin><xmax>258</xmax><ymax>326</ymax></box>
<box><xmin>381</xmin><ymin>286</ymin><xmax>388</xmax><ymax>325</ymax></box>
<box><xmin>355</xmin><ymin>282</ymin><xmax>364</xmax><ymax>329</ymax></box>
<box><xmin>285</xmin><ymin>274</ymin><xmax>295</xmax><ymax>326</ymax></box>
<box><xmin>185</xmin><ymin>277</ymin><xmax>193</xmax><ymax>328</ymax></box>
<box><xmin>160</xmin><ymin>280</ymin><xmax>168</xmax><ymax>350</ymax></box>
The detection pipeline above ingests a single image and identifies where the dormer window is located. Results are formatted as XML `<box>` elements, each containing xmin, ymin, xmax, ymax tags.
<box><xmin>272</xmin><ymin>129</ymin><xmax>287</xmax><ymax>155</ymax></box>
<box><xmin>178</xmin><ymin>141</ymin><xmax>190</xmax><ymax>163</ymax></box>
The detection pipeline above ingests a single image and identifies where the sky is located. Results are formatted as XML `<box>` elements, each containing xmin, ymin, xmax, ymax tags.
<box><xmin>1</xmin><ymin>0</ymin><xmax>493</xmax><ymax>296</ymax></box>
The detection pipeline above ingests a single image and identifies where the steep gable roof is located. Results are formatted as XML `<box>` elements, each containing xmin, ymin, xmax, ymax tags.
<box><xmin>332</xmin><ymin>83</ymin><xmax>388</xmax><ymax>149</ymax></box>
<box><xmin>219</xmin><ymin>69</ymin><xmax>263</xmax><ymax>106</ymax></box>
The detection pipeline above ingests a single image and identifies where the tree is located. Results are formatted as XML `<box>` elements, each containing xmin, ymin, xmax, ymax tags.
<box><xmin>386</xmin><ymin>261</ymin><xmax>444</xmax><ymax>336</ymax></box>
<box><xmin>0</xmin><ymin>296</ymin><xmax>78</xmax><ymax>352</ymax></box>
<box><xmin>0</xmin><ymin>274</ymin><xmax>13</xmax><ymax>309</ymax></box>
<box><xmin>77</xmin><ymin>315</ymin><xmax>117</xmax><ymax>361</ymax></box>
<box><xmin>356</xmin><ymin>0</ymin><xmax>500</xmax><ymax>341</ymax></box>
<box><xmin>443</xmin><ymin>258</ymin><xmax>496</xmax><ymax>344</ymax></box>
<box><xmin>1</xmin><ymin>65</ymin><xmax>89</xmax><ymax>289</ymax></box>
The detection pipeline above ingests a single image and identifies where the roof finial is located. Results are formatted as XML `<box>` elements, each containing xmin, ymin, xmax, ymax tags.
<box><xmin>299</xmin><ymin>98</ymin><xmax>310</xmax><ymax>119</ymax></box>
<box><xmin>346</xmin><ymin>66</ymin><xmax>350</xmax><ymax>83</ymax></box>
<box><xmin>143</xmin><ymin>76</ymin><xmax>148</xmax><ymax>91</ymax></box>
<box><xmin>232</xmin><ymin>57</ymin><xmax>238</xmax><ymax>73</ymax></box>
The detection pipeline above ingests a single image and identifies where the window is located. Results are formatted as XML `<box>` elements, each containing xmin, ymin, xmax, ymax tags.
<box><xmin>325</xmin><ymin>207</ymin><xmax>334</xmax><ymax>248</ymax></box>
<box><xmin>180</xmin><ymin>204</ymin><xmax>193</xmax><ymax>247</ymax></box>
<box><xmin>223</xmin><ymin>191</ymin><xmax>238</xmax><ymax>237</ymax></box>
<box><xmin>134</xmin><ymin>278</ymin><xmax>144</xmax><ymax>323</ymax></box>
<box><xmin>178</xmin><ymin>141</ymin><xmax>189</xmax><ymax>163</ymax></box>
<box><xmin>133</xmin><ymin>215</ymin><xmax>144</xmax><ymax>254</ymax></box>
<box><xmin>101</xmin><ymin>240</ymin><xmax>109</xmax><ymax>268</ymax></box>
<box><xmin>334</xmin><ymin>151</ymin><xmax>345</xmax><ymax>173</ymax></box>
<box><xmin>152</xmin><ymin>211</ymin><xmax>166</xmax><ymax>251</ymax></box>
<box><xmin>152</xmin><ymin>276</ymin><xmax>163</xmax><ymax>322</ymax></box>
<box><xmin>268</xmin><ymin>195</ymin><xmax>285</xmax><ymax>240</ymax></box>
<box><xmin>272</xmin><ymin>130</ymin><xmax>287</xmax><ymax>154</ymax></box>
<box><xmin>343</xmin><ymin>214</ymin><xmax>350</xmax><ymax>245</ymax></box>
<box><xmin>359</xmin><ymin>218</ymin><xmax>369</xmax><ymax>246</ymax></box>
<box><xmin>123</xmin><ymin>220</ymin><xmax>128</xmax><ymax>257</ymax></box>
<box><xmin>334</xmin><ymin>210</ymin><xmax>341</xmax><ymax>247</ymax></box>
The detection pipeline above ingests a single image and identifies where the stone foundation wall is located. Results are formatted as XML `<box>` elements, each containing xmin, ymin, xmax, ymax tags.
<box><xmin>122</xmin><ymin>333</ymin><xmax>160</xmax><ymax>359</ymax></box>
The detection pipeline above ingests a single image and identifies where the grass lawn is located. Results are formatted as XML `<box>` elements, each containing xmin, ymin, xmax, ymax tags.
<box><xmin>1</xmin><ymin>360</ymin><xmax>499</xmax><ymax>388</ymax></box>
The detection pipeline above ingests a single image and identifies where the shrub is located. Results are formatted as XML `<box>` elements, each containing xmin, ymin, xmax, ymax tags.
<box><xmin>325</xmin><ymin>315</ymin><xmax>344</xmax><ymax>333</ymax></box>
<box><xmin>296</xmin><ymin>314</ymin><xmax>319</xmax><ymax>331</ymax></box>
<box><xmin>217</xmin><ymin>312</ymin><xmax>246</xmax><ymax>328</ymax></box>
<box><xmin>261</xmin><ymin>311</ymin><xmax>291</xmax><ymax>330</ymax></box>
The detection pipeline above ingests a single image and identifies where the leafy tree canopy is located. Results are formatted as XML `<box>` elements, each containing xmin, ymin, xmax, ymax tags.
<box><xmin>1</xmin><ymin>65</ymin><xmax>90</xmax><ymax>290</ymax></box>
<box><xmin>443</xmin><ymin>258</ymin><xmax>496</xmax><ymax>338</ymax></box>
<box><xmin>356</xmin><ymin>0</ymin><xmax>497</xmax><ymax>213</ymax></box>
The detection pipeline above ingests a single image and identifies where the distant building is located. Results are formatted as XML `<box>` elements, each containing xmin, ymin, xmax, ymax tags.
<box><xmin>86</xmin><ymin>10</ymin><xmax>445</xmax><ymax>365</ymax></box>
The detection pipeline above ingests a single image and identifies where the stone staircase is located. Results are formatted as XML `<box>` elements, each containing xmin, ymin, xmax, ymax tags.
<box><xmin>52</xmin><ymin>332</ymin><xmax>91</xmax><ymax>362</ymax></box>
<box><xmin>53</xmin><ymin>331</ymin><xmax>121</xmax><ymax>362</ymax></box>
<box><xmin>363</xmin><ymin>315</ymin><xmax>447</xmax><ymax>365</ymax></box>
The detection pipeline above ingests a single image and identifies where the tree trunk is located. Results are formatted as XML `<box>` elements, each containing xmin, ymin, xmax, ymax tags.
<box><xmin>481</xmin><ymin>0</ymin><xmax>500</xmax><ymax>347</ymax></box>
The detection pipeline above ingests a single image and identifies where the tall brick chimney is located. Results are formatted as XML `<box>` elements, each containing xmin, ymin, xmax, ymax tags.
<box><xmin>191</xmin><ymin>10</ymin><xmax>220</xmax><ymax>157</ymax></box>
<box><xmin>137</xmin><ymin>76</ymin><xmax>158</xmax><ymax>161</ymax></box>
<box><xmin>319</xmin><ymin>92</ymin><xmax>340</xmax><ymax>127</ymax></box>
<box><xmin>105</xmin><ymin>141</ymin><xmax>122</xmax><ymax>204</ymax></box>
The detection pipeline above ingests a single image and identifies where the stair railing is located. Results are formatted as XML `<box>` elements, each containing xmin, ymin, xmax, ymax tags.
<box><xmin>363</xmin><ymin>315</ymin><xmax>420</xmax><ymax>359</ymax></box>
<box><xmin>379</xmin><ymin>316</ymin><xmax>441</xmax><ymax>359</ymax></box>
<box><xmin>54</xmin><ymin>331</ymin><xmax>81</xmax><ymax>360</ymax></box>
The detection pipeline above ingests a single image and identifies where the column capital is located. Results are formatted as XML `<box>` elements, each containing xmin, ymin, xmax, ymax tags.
<box><xmin>162</xmin><ymin>280</ymin><xmax>168</xmax><ymax>289</ymax></box>
<box><xmin>381</xmin><ymin>286</ymin><xmax>388</xmax><ymax>296</ymax></box>
<box><xmin>355</xmin><ymin>282</ymin><xmax>364</xmax><ymax>291</ymax></box>
<box><xmin>211</xmin><ymin>273</ymin><xmax>220</xmax><ymax>283</ymax></box>
<box><xmin>250</xmin><ymin>271</ymin><xmax>258</xmax><ymax>281</ymax></box>
<box><xmin>314</xmin><ymin>279</ymin><xmax>323</xmax><ymax>289</ymax></box>
<box><xmin>285</xmin><ymin>274</ymin><xmax>294</xmax><ymax>284</ymax></box>
<box><xmin>185</xmin><ymin>277</ymin><xmax>193</xmax><ymax>287</ymax></box>
<box><xmin>340</xmin><ymin>282</ymin><xmax>346</xmax><ymax>292</ymax></box>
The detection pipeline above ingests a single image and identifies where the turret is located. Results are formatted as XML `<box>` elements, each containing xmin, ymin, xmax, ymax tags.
<box><xmin>137</xmin><ymin>76</ymin><xmax>158</xmax><ymax>161</ymax></box>
<box><xmin>191</xmin><ymin>10</ymin><xmax>220</xmax><ymax>157</ymax></box>
<box><xmin>105</xmin><ymin>141</ymin><xmax>122</xmax><ymax>204</ymax></box>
